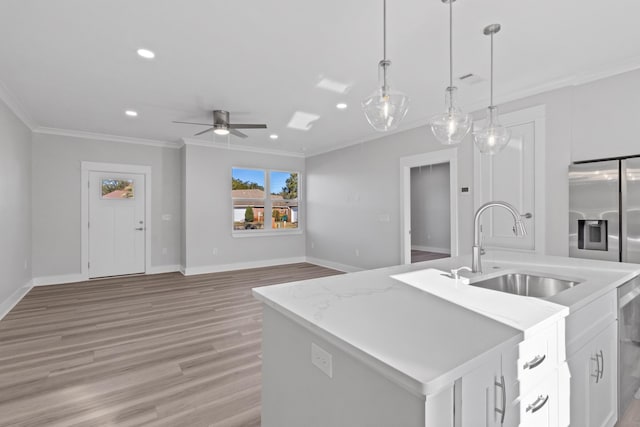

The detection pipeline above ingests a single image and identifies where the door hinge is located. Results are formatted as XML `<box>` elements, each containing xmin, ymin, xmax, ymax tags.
<box><xmin>87</xmin><ymin>180</ymin><xmax>90</xmax><ymax>188</ymax></box>
<box><xmin>88</xmin><ymin>221</ymin><xmax>90</xmax><ymax>229</ymax></box>
<box><xmin>88</xmin><ymin>261</ymin><xmax>90</xmax><ymax>269</ymax></box>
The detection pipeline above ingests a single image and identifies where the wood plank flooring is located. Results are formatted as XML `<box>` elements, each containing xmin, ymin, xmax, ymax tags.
<box><xmin>410</xmin><ymin>249</ymin><xmax>449</xmax><ymax>263</ymax></box>
<box><xmin>0</xmin><ymin>263</ymin><xmax>342</xmax><ymax>427</ymax></box>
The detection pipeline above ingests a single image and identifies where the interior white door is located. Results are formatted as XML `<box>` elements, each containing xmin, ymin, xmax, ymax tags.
<box><xmin>89</xmin><ymin>171</ymin><xmax>145</xmax><ymax>278</ymax></box>
<box><xmin>475</xmin><ymin>121</ymin><xmax>536</xmax><ymax>251</ymax></box>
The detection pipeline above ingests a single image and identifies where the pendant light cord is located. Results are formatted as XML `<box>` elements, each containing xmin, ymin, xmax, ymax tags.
<box><xmin>449</xmin><ymin>0</ymin><xmax>453</xmax><ymax>90</ymax></box>
<box><xmin>490</xmin><ymin>31</ymin><xmax>494</xmax><ymax>107</ymax></box>
<box><xmin>383</xmin><ymin>0</ymin><xmax>387</xmax><ymax>61</ymax></box>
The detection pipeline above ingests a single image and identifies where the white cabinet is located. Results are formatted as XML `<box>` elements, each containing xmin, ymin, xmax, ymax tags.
<box><xmin>460</xmin><ymin>321</ymin><xmax>565</xmax><ymax>427</ymax></box>
<box><xmin>568</xmin><ymin>321</ymin><xmax>617</xmax><ymax>427</ymax></box>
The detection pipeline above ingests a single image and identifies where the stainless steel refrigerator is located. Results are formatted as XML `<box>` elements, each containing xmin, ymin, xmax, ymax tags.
<box><xmin>569</xmin><ymin>157</ymin><xmax>640</xmax><ymax>422</ymax></box>
<box><xmin>569</xmin><ymin>158</ymin><xmax>640</xmax><ymax>263</ymax></box>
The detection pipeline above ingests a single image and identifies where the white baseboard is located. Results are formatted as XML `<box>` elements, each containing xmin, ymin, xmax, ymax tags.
<box><xmin>182</xmin><ymin>257</ymin><xmax>308</xmax><ymax>276</ymax></box>
<box><xmin>33</xmin><ymin>273</ymin><xmax>86</xmax><ymax>286</ymax></box>
<box><xmin>0</xmin><ymin>280</ymin><xmax>33</xmax><ymax>321</ymax></box>
<box><xmin>147</xmin><ymin>264</ymin><xmax>181</xmax><ymax>275</ymax></box>
<box><xmin>411</xmin><ymin>245</ymin><xmax>450</xmax><ymax>254</ymax></box>
<box><xmin>304</xmin><ymin>257</ymin><xmax>364</xmax><ymax>273</ymax></box>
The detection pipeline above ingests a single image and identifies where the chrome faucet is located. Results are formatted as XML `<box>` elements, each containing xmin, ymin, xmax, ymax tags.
<box><xmin>472</xmin><ymin>201</ymin><xmax>531</xmax><ymax>273</ymax></box>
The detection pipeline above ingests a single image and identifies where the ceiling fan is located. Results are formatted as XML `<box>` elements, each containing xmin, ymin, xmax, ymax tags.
<box><xmin>173</xmin><ymin>110</ymin><xmax>267</xmax><ymax>138</ymax></box>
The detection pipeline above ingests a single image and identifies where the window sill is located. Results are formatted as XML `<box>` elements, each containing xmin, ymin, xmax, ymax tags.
<box><xmin>232</xmin><ymin>229</ymin><xmax>303</xmax><ymax>238</ymax></box>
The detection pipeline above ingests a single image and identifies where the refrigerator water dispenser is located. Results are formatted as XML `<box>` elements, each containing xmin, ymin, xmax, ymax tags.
<box><xmin>578</xmin><ymin>219</ymin><xmax>608</xmax><ymax>251</ymax></box>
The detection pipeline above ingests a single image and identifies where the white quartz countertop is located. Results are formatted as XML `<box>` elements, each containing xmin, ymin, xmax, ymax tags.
<box><xmin>253</xmin><ymin>251</ymin><xmax>639</xmax><ymax>397</ymax></box>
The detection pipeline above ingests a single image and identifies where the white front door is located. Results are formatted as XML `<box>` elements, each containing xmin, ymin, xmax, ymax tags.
<box><xmin>88</xmin><ymin>171</ymin><xmax>145</xmax><ymax>278</ymax></box>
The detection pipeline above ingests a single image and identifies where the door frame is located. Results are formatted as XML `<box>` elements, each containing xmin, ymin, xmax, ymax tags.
<box><xmin>81</xmin><ymin>161</ymin><xmax>152</xmax><ymax>280</ymax></box>
<box><xmin>400</xmin><ymin>148</ymin><xmax>459</xmax><ymax>264</ymax></box>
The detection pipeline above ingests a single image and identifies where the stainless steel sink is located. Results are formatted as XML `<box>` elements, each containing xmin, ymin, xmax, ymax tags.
<box><xmin>469</xmin><ymin>273</ymin><xmax>582</xmax><ymax>298</ymax></box>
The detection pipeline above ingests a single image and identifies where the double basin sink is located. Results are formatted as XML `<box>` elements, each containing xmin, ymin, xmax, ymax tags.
<box><xmin>469</xmin><ymin>272</ymin><xmax>581</xmax><ymax>298</ymax></box>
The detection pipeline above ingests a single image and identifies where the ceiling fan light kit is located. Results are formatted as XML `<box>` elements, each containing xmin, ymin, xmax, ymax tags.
<box><xmin>362</xmin><ymin>0</ymin><xmax>410</xmax><ymax>132</ymax></box>
<box><xmin>173</xmin><ymin>110</ymin><xmax>267</xmax><ymax>139</ymax></box>
<box><xmin>429</xmin><ymin>0</ymin><xmax>472</xmax><ymax>145</ymax></box>
<box><xmin>473</xmin><ymin>23</ymin><xmax>511</xmax><ymax>155</ymax></box>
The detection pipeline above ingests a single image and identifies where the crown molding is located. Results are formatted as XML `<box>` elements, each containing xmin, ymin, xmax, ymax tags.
<box><xmin>34</xmin><ymin>127</ymin><xmax>181</xmax><ymax>149</ymax></box>
<box><xmin>182</xmin><ymin>137</ymin><xmax>306</xmax><ymax>158</ymax></box>
<box><xmin>0</xmin><ymin>79</ymin><xmax>36</xmax><ymax>130</ymax></box>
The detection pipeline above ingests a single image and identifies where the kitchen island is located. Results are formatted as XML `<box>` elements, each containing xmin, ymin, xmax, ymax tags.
<box><xmin>253</xmin><ymin>251</ymin><xmax>640</xmax><ymax>426</ymax></box>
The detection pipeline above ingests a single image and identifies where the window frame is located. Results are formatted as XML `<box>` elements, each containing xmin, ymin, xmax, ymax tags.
<box><xmin>231</xmin><ymin>167</ymin><xmax>301</xmax><ymax>237</ymax></box>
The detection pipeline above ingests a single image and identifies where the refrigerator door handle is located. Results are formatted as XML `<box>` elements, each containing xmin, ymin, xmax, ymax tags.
<box><xmin>621</xmin><ymin>160</ymin><xmax>628</xmax><ymax>262</ymax></box>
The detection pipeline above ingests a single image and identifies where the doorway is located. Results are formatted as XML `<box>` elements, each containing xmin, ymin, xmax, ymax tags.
<box><xmin>410</xmin><ymin>163</ymin><xmax>451</xmax><ymax>263</ymax></box>
<box><xmin>81</xmin><ymin>162</ymin><xmax>152</xmax><ymax>280</ymax></box>
<box><xmin>400</xmin><ymin>148</ymin><xmax>458</xmax><ymax>265</ymax></box>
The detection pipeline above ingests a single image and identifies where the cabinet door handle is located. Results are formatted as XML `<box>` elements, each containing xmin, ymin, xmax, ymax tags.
<box><xmin>526</xmin><ymin>394</ymin><xmax>549</xmax><ymax>413</ymax></box>
<box><xmin>591</xmin><ymin>353</ymin><xmax>600</xmax><ymax>383</ymax></box>
<box><xmin>494</xmin><ymin>375</ymin><xmax>506</xmax><ymax>424</ymax></box>
<box><xmin>598</xmin><ymin>350</ymin><xmax>604</xmax><ymax>381</ymax></box>
<box><xmin>523</xmin><ymin>354</ymin><xmax>546</xmax><ymax>370</ymax></box>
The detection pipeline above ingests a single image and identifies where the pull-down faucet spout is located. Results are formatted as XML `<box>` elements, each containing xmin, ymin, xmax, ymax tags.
<box><xmin>472</xmin><ymin>201</ymin><xmax>530</xmax><ymax>273</ymax></box>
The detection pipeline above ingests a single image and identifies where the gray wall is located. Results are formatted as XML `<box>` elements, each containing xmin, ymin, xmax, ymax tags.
<box><xmin>183</xmin><ymin>143</ymin><xmax>305</xmax><ymax>271</ymax></box>
<box><xmin>0</xmin><ymin>98</ymin><xmax>31</xmax><ymax>304</ymax></box>
<box><xmin>410</xmin><ymin>163</ymin><xmax>450</xmax><ymax>253</ymax></box>
<box><xmin>32</xmin><ymin>133</ymin><xmax>182</xmax><ymax>278</ymax></box>
<box><xmin>306</xmin><ymin>68</ymin><xmax>640</xmax><ymax>270</ymax></box>
<box><xmin>306</xmin><ymin>128</ymin><xmax>475</xmax><ymax>270</ymax></box>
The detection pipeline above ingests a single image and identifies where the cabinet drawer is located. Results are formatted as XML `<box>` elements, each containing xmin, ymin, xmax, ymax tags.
<box><xmin>566</xmin><ymin>290</ymin><xmax>616</xmax><ymax>356</ymax></box>
<box><xmin>518</xmin><ymin>371</ymin><xmax>558</xmax><ymax>427</ymax></box>
<box><xmin>516</xmin><ymin>323</ymin><xmax>558</xmax><ymax>393</ymax></box>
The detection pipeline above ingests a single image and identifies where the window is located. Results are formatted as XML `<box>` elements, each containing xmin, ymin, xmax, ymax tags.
<box><xmin>101</xmin><ymin>178</ymin><xmax>134</xmax><ymax>199</ymax></box>
<box><xmin>232</xmin><ymin>168</ymin><xmax>299</xmax><ymax>233</ymax></box>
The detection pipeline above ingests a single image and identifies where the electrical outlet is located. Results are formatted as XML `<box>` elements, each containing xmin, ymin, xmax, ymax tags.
<box><xmin>311</xmin><ymin>343</ymin><xmax>333</xmax><ymax>378</ymax></box>
<box><xmin>354</xmin><ymin>249</ymin><xmax>360</xmax><ymax>257</ymax></box>
<box><xmin>311</xmin><ymin>241</ymin><xmax>315</xmax><ymax>249</ymax></box>
<box><xmin>212</xmin><ymin>248</ymin><xmax>219</xmax><ymax>256</ymax></box>
<box><xmin>162</xmin><ymin>248</ymin><xmax>168</xmax><ymax>255</ymax></box>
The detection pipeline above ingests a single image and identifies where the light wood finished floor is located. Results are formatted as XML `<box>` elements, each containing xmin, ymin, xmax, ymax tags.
<box><xmin>0</xmin><ymin>263</ymin><xmax>342</xmax><ymax>427</ymax></box>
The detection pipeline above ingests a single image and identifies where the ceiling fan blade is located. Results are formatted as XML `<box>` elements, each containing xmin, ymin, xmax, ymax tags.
<box><xmin>173</xmin><ymin>120</ymin><xmax>213</xmax><ymax>126</ymax></box>
<box><xmin>230</xmin><ymin>129</ymin><xmax>248</xmax><ymax>138</ymax></box>
<box><xmin>228</xmin><ymin>124</ymin><xmax>267</xmax><ymax>129</ymax></box>
<box><xmin>194</xmin><ymin>128</ymin><xmax>214</xmax><ymax>136</ymax></box>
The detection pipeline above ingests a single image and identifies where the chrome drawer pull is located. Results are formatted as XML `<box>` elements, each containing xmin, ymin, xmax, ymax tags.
<box><xmin>523</xmin><ymin>354</ymin><xmax>546</xmax><ymax>370</ymax></box>
<box><xmin>494</xmin><ymin>375</ymin><xmax>506</xmax><ymax>424</ymax></box>
<box><xmin>526</xmin><ymin>394</ymin><xmax>549</xmax><ymax>413</ymax></box>
<box><xmin>591</xmin><ymin>353</ymin><xmax>601</xmax><ymax>383</ymax></box>
<box><xmin>598</xmin><ymin>350</ymin><xmax>604</xmax><ymax>380</ymax></box>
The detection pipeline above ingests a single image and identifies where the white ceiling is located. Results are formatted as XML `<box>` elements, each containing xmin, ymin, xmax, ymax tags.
<box><xmin>1</xmin><ymin>0</ymin><xmax>640</xmax><ymax>156</ymax></box>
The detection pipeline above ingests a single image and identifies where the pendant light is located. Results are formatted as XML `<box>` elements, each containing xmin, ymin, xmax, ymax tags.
<box><xmin>362</xmin><ymin>0</ymin><xmax>409</xmax><ymax>132</ymax></box>
<box><xmin>473</xmin><ymin>24</ymin><xmax>511</xmax><ymax>155</ymax></box>
<box><xmin>429</xmin><ymin>0</ymin><xmax>471</xmax><ymax>145</ymax></box>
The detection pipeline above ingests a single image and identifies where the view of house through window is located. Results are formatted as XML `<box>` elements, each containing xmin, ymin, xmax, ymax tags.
<box><xmin>232</xmin><ymin>168</ymin><xmax>298</xmax><ymax>232</ymax></box>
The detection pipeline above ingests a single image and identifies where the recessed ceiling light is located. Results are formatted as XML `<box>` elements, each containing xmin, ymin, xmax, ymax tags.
<box><xmin>270</xmin><ymin>134</ymin><xmax>279</xmax><ymax>140</ymax></box>
<box><xmin>136</xmin><ymin>48</ymin><xmax>155</xmax><ymax>59</ymax></box>
<box><xmin>125</xmin><ymin>110</ymin><xmax>138</xmax><ymax>117</ymax></box>
<box><xmin>336</xmin><ymin>103</ymin><xmax>348</xmax><ymax>110</ymax></box>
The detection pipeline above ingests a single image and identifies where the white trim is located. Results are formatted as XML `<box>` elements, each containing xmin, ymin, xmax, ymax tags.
<box><xmin>32</xmin><ymin>274</ymin><xmax>85</xmax><ymax>286</ymax></box>
<box><xmin>183</xmin><ymin>137</ymin><xmax>305</xmax><ymax>158</ymax></box>
<box><xmin>147</xmin><ymin>264</ymin><xmax>182</xmax><ymax>274</ymax></box>
<box><xmin>304</xmin><ymin>257</ymin><xmax>364</xmax><ymax>273</ymax></box>
<box><xmin>35</xmin><ymin>127</ymin><xmax>180</xmax><ymax>149</ymax></box>
<box><xmin>182</xmin><ymin>257</ymin><xmax>308</xmax><ymax>276</ymax></box>
<box><xmin>0</xmin><ymin>80</ymin><xmax>36</xmax><ymax>130</ymax></box>
<box><xmin>0</xmin><ymin>281</ymin><xmax>33</xmax><ymax>321</ymax></box>
<box><xmin>232</xmin><ymin>230</ymin><xmax>303</xmax><ymax>238</ymax></box>
<box><xmin>410</xmin><ymin>245</ymin><xmax>451</xmax><ymax>254</ymax></box>
<box><xmin>473</xmin><ymin>105</ymin><xmax>546</xmax><ymax>254</ymax></box>
<box><xmin>400</xmin><ymin>148</ymin><xmax>459</xmax><ymax>265</ymax></box>
<box><xmin>81</xmin><ymin>162</ymin><xmax>153</xmax><ymax>280</ymax></box>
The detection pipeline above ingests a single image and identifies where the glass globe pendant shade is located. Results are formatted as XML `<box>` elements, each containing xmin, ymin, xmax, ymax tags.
<box><xmin>429</xmin><ymin>86</ymin><xmax>472</xmax><ymax>144</ymax></box>
<box><xmin>362</xmin><ymin>60</ymin><xmax>410</xmax><ymax>132</ymax></box>
<box><xmin>473</xmin><ymin>106</ymin><xmax>511</xmax><ymax>155</ymax></box>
